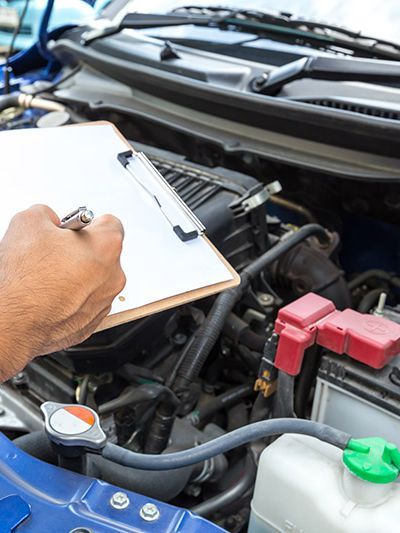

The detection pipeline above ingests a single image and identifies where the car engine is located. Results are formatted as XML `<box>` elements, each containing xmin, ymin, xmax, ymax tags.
<box><xmin>1</xmin><ymin>16</ymin><xmax>400</xmax><ymax>532</ymax></box>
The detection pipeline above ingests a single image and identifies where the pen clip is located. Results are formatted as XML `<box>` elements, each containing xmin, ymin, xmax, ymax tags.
<box><xmin>61</xmin><ymin>206</ymin><xmax>86</xmax><ymax>223</ymax></box>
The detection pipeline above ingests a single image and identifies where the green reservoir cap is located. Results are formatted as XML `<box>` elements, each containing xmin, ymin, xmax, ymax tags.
<box><xmin>343</xmin><ymin>437</ymin><xmax>400</xmax><ymax>484</ymax></box>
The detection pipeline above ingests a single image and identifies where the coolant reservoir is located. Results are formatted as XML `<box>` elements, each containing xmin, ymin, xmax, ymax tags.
<box><xmin>249</xmin><ymin>434</ymin><xmax>400</xmax><ymax>533</ymax></box>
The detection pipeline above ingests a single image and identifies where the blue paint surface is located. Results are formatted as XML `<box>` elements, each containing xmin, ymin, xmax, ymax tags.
<box><xmin>0</xmin><ymin>433</ymin><xmax>225</xmax><ymax>532</ymax></box>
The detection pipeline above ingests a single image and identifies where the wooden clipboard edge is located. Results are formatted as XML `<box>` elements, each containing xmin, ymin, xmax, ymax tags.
<box><xmin>69</xmin><ymin>121</ymin><xmax>241</xmax><ymax>331</ymax></box>
<box><xmin>98</xmin><ymin>245</ymin><xmax>240</xmax><ymax>331</ymax></box>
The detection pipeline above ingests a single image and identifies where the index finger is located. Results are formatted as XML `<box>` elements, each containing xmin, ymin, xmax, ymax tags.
<box><xmin>87</xmin><ymin>214</ymin><xmax>125</xmax><ymax>239</ymax></box>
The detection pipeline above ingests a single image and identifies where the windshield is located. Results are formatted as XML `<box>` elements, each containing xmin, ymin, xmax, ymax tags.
<box><xmin>121</xmin><ymin>0</ymin><xmax>400</xmax><ymax>46</ymax></box>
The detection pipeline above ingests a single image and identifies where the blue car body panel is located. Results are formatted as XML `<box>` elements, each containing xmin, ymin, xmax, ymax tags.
<box><xmin>0</xmin><ymin>433</ymin><xmax>225</xmax><ymax>532</ymax></box>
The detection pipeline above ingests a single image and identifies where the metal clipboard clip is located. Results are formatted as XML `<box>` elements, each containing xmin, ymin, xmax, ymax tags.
<box><xmin>118</xmin><ymin>150</ymin><xmax>206</xmax><ymax>242</ymax></box>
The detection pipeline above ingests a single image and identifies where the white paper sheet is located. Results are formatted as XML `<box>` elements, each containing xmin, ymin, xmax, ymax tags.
<box><xmin>0</xmin><ymin>124</ymin><xmax>233</xmax><ymax>316</ymax></box>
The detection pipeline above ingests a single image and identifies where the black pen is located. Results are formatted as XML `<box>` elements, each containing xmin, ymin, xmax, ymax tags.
<box><xmin>60</xmin><ymin>206</ymin><xmax>94</xmax><ymax>230</ymax></box>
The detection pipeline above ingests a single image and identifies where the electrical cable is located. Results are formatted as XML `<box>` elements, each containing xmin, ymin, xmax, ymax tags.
<box><xmin>173</xmin><ymin>224</ymin><xmax>329</xmax><ymax>391</ymax></box>
<box><xmin>29</xmin><ymin>65</ymin><xmax>81</xmax><ymax>96</ymax></box>
<box><xmin>101</xmin><ymin>418</ymin><xmax>351</xmax><ymax>470</ymax></box>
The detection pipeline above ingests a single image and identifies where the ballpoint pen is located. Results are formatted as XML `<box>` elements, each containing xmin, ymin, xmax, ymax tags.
<box><xmin>60</xmin><ymin>206</ymin><xmax>94</xmax><ymax>230</ymax></box>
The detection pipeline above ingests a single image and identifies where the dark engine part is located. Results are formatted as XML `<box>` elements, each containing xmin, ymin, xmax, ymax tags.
<box><xmin>53</xmin><ymin>142</ymin><xmax>270</xmax><ymax>375</ymax></box>
<box><xmin>273</xmin><ymin>239</ymin><xmax>351</xmax><ymax>310</ymax></box>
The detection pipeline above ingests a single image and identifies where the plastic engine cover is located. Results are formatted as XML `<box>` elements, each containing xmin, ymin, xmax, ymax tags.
<box><xmin>0</xmin><ymin>433</ymin><xmax>225</xmax><ymax>532</ymax></box>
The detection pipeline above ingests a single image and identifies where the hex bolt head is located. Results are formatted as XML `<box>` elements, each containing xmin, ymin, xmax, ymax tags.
<box><xmin>140</xmin><ymin>502</ymin><xmax>160</xmax><ymax>522</ymax></box>
<box><xmin>110</xmin><ymin>491</ymin><xmax>130</xmax><ymax>510</ymax></box>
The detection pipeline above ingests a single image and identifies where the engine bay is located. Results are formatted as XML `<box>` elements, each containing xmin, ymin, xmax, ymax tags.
<box><xmin>1</xmin><ymin>100</ymin><xmax>400</xmax><ymax>531</ymax></box>
<box><xmin>1</xmin><ymin>12</ymin><xmax>400</xmax><ymax>530</ymax></box>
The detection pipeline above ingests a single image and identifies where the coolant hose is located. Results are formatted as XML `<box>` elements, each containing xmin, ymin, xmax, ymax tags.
<box><xmin>102</xmin><ymin>418</ymin><xmax>350</xmax><ymax>470</ymax></box>
<box><xmin>0</xmin><ymin>92</ymin><xmax>66</xmax><ymax>113</ymax></box>
<box><xmin>173</xmin><ymin>224</ymin><xmax>328</xmax><ymax>390</ymax></box>
<box><xmin>187</xmin><ymin>383</ymin><xmax>254</xmax><ymax>427</ymax></box>
<box><xmin>13</xmin><ymin>430</ymin><xmax>57</xmax><ymax>464</ymax></box>
<box><xmin>190</xmin><ymin>453</ymin><xmax>256</xmax><ymax>517</ymax></box>
<box><xmin>13</xmin><ymin>431</ymin><xmax>192</xmax><ymax>501</ymax></box>
<box><xmin>98</xmin><ymin>383</ymin><xmax>179</xmax><ymax>415</ymax></box>
<box><xmin>87</xmin><ymin>455</ymin><xmax>193</xmax><ymax>501</ymax></box>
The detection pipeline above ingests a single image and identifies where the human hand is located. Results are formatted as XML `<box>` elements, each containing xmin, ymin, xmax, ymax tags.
<box><xmin>0</xmin><ymin>204</ymin><xmax>126</xmax><ymax>381</ymax></box>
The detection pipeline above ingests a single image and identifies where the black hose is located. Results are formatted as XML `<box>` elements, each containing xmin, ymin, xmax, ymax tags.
<box><xmin>98</xmin><ymin>383</ymin><xmax>179</xmax><ymax>415</ymax></box>
<box><xmin>348</xmin><ymin>269</ymin><xmax>400</xmax><ymax>291</ymax></box>
<box><xmin>87</xmin><ymin>455</ymin><xmax>193</xmax><ymax>501</ymax></box>
<box><xmin>190</xmin><ymin>454</ymin><xmax>256</xmax><ymax>517</ymax></box>
<box><xmin>357</xmin><ymin>288</ymin><xmax>388</xmax><ymax>313</ymax></box>
<box><xmin>0</xmin><ymin>93</ymin><xmax>19</xmax><ymax>112</ymax></box>
<box><xmin>173</xmin><ymin>224</ymin><xmax>329</xmax><ymax>390</ymax></box>
<box><xmin>13</xmin><ymin>431</ymin><xmax>57</xmax><ymax>464</ymax></box>
<box><xmin>274</xmin><ymin>242</ymin><xmax>351</xmax><ymax>310</ymax></box>
<box><xmin>102</xmin><ymin>418</ymin><xmax>351</xmax><ymax>471</ymax></box>
<box><xmin>187</xmin><ymin>384</ymin><xmax>254</xmax><ymax>427</ymax></box>
<box><xmin>116</xmin><ymin>363</ymin><xmax>164</xmax><ymax>384</ymax></box>
<box><xmin>13</xmin><ymin>431</ymin><xmax>192</xmax><ymax>501</ymax></box>
<box><xmin>224</xmin><ymin>313</ymin><xmax>266</xmax><ymax>352</ymax></box>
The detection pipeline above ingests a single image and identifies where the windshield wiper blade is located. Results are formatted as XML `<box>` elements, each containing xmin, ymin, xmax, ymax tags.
<box><xmin>251</xmin><ymin>56</ymin><xmax>400</xmax><ymax>95</ymax></box>
<box><xmin>83</xmin><ymin>6</ymin><xmax>400</xmax><ymax>63</ymax></box>
<box><xmin>172</xmin><ymin>5</ymin><xmax>400</xmax><ymax>60</ymax></box>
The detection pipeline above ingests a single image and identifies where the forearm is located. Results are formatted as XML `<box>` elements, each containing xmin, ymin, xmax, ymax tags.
<box><xmin>0</xmin><ymin>289</ymin><xmax>32</xmax><ymax>382</ymax></box>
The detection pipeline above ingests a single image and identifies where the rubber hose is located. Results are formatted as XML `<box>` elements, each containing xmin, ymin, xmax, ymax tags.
<box><xmin>188</xmin><ymin>384</ymin><xmax>254</xmax><ymax>427</ymax></box>
<box><xmin>357</xmin><ymin>288</ymin><xmax>388</xmax><ymax>313</ymax></box>
<box><xmin>190</xmin><ymin>454</ymin><xmax>256</xmax><ymax>517</ymax></box>
<box><xmin>174</xmin><ymin>224</ymin><xmax>328</xmax><ymax>389</ymax></box>
<box><xmin>188</xmin><ymin>384</ymin><xmax>254</xmax><ymax>426</ymax></box>
<box><xmin>102</xmin><ymin>418</ymin><xmax>351</xmax><ymax>470</ymax></box>
<box><xmin>348</xmin><ymin>269</ymin><xmax>400</xmax><ymax>291</ymax></box>
<box><xmin>98</xmin><ymin>383</ymin><xmax>179</xmax><ymax>415</ymax></box>
<box><xmin>0</xmin><ymin>93</ymin><xmax>19</xmax><ymax>112</ymax></box>
<box><xmin>14</xmin><ymin>431</ymin><xmax>192</xmax><ymax>501</ymax></box>
<box><xmin>224</xmin><ymin>313</ymin><xmax>266</xmax><ymax>352</ymax></box>
<box><xmin>274</xmin><ymin>243</ymin><xmax>351</xmax><ymax>310</ymax></box>
<box><xmin>13</xmin><ymin>431</ymin><xmax>57</xmax><ymax>464</ymax></box>
<box><xmin>87</xmin><ymin>455</ymin><xmax>192</xmax><ymax>501</ymax></box>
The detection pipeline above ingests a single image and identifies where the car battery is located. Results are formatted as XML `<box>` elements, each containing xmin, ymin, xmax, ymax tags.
<box><xmin>311</xmin><ymin>353</ymin><xmax>400</xmax><ymax>447</ymax></box>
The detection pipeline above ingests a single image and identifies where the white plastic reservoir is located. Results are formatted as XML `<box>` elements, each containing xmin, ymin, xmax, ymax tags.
<box><xmin>249</xmin><ymin>434</ymin><xmax>400</xmax><ymax>533</ymax></box>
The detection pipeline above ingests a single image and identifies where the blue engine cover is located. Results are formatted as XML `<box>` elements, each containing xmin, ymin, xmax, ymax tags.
<box><xmin>0</xmin><ymin>433</ymin><xmax>225</xmax><ymax>532</ymax></box>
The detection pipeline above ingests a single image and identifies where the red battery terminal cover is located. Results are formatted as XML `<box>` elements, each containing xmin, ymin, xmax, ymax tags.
<box><xmin>274</xmin><ymin>293</ymin><xmax>400</xmax><ymax>376</ymax></box>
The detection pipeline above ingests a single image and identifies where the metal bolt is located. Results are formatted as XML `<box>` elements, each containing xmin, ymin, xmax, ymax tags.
<box><xmin>110</xmin><ymin>491</ymin><xmax>130</xmax><ymax>510</ymax></box>
<box><xmin>69</xmin><ymin>529</ymin><xmax>94</xmax><ymax>533</ymax></box>
<box><xmin>173</xmin><ymin>332</ymin><xmax>187</xmax><ymax>346</ymax></box>
<box><xmin>12</xmin><ymin>372</ymin><xmax>26</xmax><ymax>385</ymax></box>
<box><xmin>140</xmin><ymin>502</ymin><xmax>160</xmax><ymax>522</ymax></box>
<box><xmin>374</xmin><ymin>292</ymin><xmax>387</xmax><ymax>317</ymax></box>
<box><xmin>258</xmin><ymin>293</ymin><xmax>274</xmax><ymax>306</ymax></box>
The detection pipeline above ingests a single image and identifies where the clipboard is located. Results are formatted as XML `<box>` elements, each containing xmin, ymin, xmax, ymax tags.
<box><xmin>95</xmin><ymin>121</ymin><xmax>240</xmax><ymax>331</ymax></box>
<box><xmin>0</xmin><ymin>121</ymin><xmax>240</xmax><ymax>332</ymax></box>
